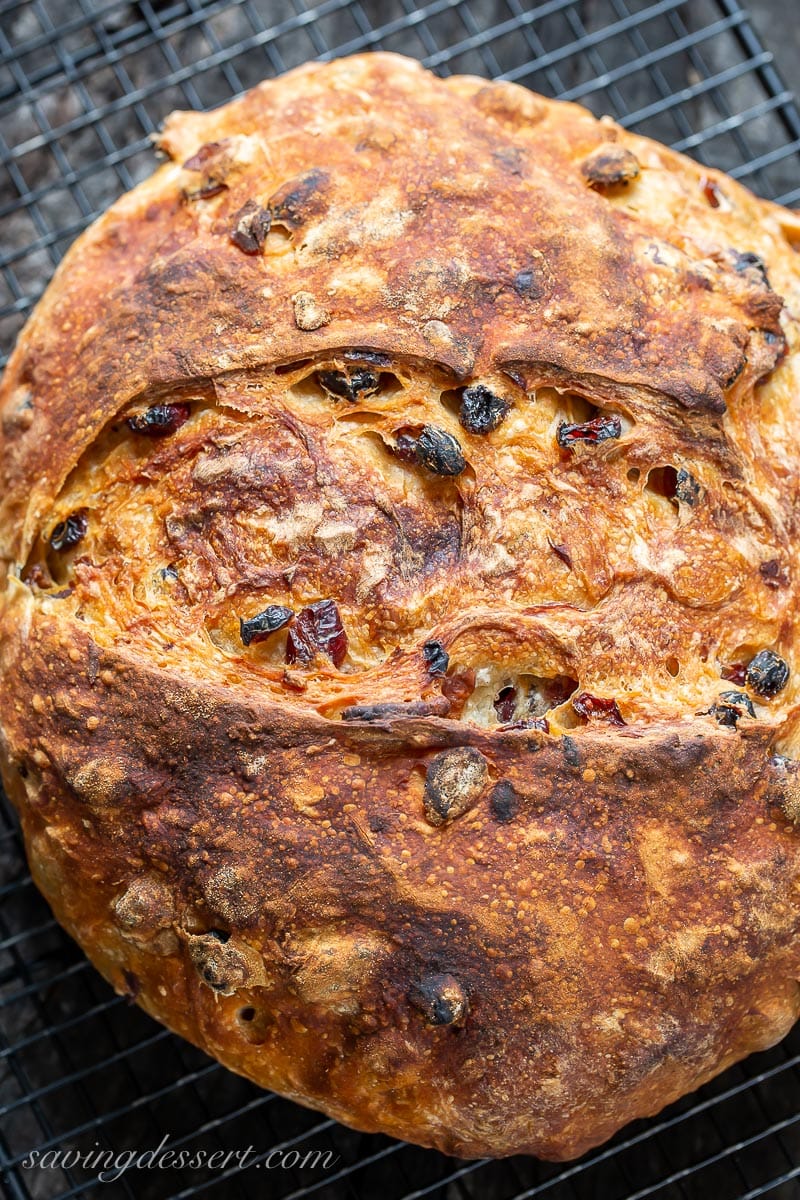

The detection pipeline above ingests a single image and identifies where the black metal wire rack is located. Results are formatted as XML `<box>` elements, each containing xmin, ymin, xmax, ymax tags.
<box><xmin>1</xmin><ymin>1</ymin><xmax>800</xmax><ymax>1198</ymax></box>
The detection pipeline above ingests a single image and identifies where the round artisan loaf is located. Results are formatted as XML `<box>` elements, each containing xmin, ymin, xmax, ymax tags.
<box><xmin>2</xmin><ymin>52</ymin><xmax>800</xmax><ymax>1160</ymax></box>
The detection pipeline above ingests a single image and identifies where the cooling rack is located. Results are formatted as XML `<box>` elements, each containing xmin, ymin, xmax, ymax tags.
<box><xmin>2</xmin><ymin>1</ymin><xmax>800</xmax><ymax>1197</ymax></box>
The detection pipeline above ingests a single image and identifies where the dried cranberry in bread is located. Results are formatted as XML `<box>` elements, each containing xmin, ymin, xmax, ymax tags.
<box><xmin>1</xmin><ymin>52</ymin><xmax>800</xmax><ymax>1160</ymax></box>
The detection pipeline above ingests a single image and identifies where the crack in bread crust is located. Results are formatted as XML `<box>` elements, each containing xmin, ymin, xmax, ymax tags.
<box><xmin>1</xmin><ymin>53</ymin><xmax>800</xmax><ymax>1159</ymax></box>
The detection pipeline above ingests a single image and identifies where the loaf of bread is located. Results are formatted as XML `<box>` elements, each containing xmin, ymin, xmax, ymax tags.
<box><xmin>2</xmin><ymin>52</ymin><xmax>800</xmax><ymax>1160</ymax></box>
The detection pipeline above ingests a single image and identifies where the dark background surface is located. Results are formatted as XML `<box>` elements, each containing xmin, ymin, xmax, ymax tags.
<box><xmin>749</xmin><ymin>0</ymin><xmax>795</xmax><ymax>106</ymax></box>
<box><xmin>1</xmin><ymin>3</ymin><xmax>800</xmax><ymax>1200</ymax></box>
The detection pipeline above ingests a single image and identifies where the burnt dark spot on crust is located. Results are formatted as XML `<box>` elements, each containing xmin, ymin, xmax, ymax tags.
<box><xmin>126</xmin><ymin>403</ymin><xmax>191</xmax><ymax>437</ymax></box>
<box><xmin>489</xmin><ymin>780</ymin><xmax>520</xmax><ymax>822</ymax></box>
<box><xmin>50</xmin><ymin>511</ymin><xmax>88</xmax><ymax>552</ymax></box>
<box><xmin>556</xmin><ymin>415</ymin><xmax>621</xmax><ymax>448</ymax></box>
<box><xmin>408</xmin><ymin>973</ymin><xmax>468</xmax><ymax>1026</ymax></box>
<box><xmin>239</xmin><ymin>605</ymin><xmax>293</xmax><ymax>646</ymax></box>
<box><xmin>458</xmin><ymin>384</ymin><xmax>510</xmax><ymax>435</ymax></box>
<box><xmin>230</xmin><ymin>200</ymin><xmax>272</xmax><ymax>254</ymax></box>
<box><xmin>423</xmin><ymin>641</ymin><xmax>449</xmax><ymax>677</ymax></box>
<box><xmin>746</xmin><ymin>650</ymin><xmax>790</xmax><ymax>698</ymax></box>
<box><xmin>423</xmin><ymin>747</ymin><xmax>488</xmax><ymax>826</ymax></box>
<box><xmin>581</xmin><ymin>145</ymin><xmax>640</xmax><ymax>189</ymax></box>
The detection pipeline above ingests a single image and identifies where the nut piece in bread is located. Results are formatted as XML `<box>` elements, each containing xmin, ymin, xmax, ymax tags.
<box><xmin>1</xmin><ymin>53</ymin><xmax>800</xmax><ymax>1160</ymax></box>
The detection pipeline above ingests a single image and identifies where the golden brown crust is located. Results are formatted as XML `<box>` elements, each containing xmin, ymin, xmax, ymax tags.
<box><xmin>2</xmin><ymin>52</ymin><xmax>800</xmax><ymax>1159</ymax></box>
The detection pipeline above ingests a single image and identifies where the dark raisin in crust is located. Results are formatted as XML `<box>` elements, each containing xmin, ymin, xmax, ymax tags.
<box><xmin>286</xmin><ymin>600</ymin><xmax>348</xmax><ymax>667</ymax></box>
<box><xmin>50</xmin><ymin>511</ymin><xmax>88</xmax><ymax>551</ymax></box>
<box><xmin>459</xmin><ymin>384</ymin><xmax>509</xmax><ymax>435</ymax></box>
<box><xmin>239</xmin><ymin>605</ymin><xmax>294</xmax><ymax>647</ymax></box>
<box><xmin>317</xmin><ymin>368</ymin><xmax>380</xmax><ymax>402</ymax></box>
<box><xmin>556</xmin><ymin>415</ymin><xmax>622</xmax><ymax>448</ymax></box>
<box><xmin>746</xmin><ymin>650</ymin><xmax>790</xmax><ymax>698</ymax></box>
<box><xmin>414</xmin><ymin>426</ymin><xmax>466</xmax><ymax>476</ymax></box>
<box><xmin>126</xmin><ymin>404</ymin><xmax>191</xmax><ymax>437</ymax></box>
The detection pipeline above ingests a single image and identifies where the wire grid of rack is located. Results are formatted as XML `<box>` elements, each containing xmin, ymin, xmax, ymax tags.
<box><xmin>1</xmin><ymin>1</ymin><xmax>800</xmax><ymax>1197</ymax></box>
